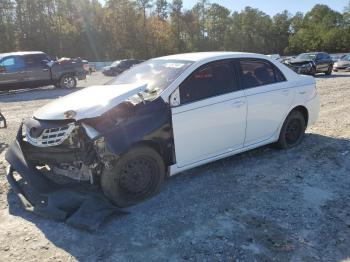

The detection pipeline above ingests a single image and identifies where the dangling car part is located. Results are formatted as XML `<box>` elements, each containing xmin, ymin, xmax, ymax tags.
<box><xmin>5</xmin><ymin>52</ymin><xmax>320</xmax><ymax>228</ymax></box>
<box><xmin>0</xmin><ymin>111</ymin><xmax>6</xmax><ymax>128</ymax></box>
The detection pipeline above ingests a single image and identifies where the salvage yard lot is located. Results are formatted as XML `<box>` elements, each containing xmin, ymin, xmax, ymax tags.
<box><xmin>0</xmin><ymin>72</ymin><xmax>350</xmax><ymax>261</ymax></box>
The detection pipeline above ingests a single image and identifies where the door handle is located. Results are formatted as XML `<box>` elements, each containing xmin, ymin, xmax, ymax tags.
<box><xmin>281</xmin><ymin>90</ymin><xmax>289</xmax><ymax>95</ymax></box>
<box><xmin>231</xmin><ymin>101</ymin><xmax>245</xmax><ymax>108</ymax></box>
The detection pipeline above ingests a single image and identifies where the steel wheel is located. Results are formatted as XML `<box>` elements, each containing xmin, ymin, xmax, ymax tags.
<box><xmin>276</xmin><ymin>110</ymin><xmax>306</xmax><ymax>149</ymax></box>
<box><xmin>101</xmin><ymin>146</ymin><xmax>165</xmax><ymax>207</ymax></box>
<box><xmin>119</xmin><ymin>156</ymin><xmax>158</xmax><ymax>197</ymax></box>
<box><xmin>285</xmin><ymin>119</ymin><xmax>302</xmax><ymax>146</ymax></box>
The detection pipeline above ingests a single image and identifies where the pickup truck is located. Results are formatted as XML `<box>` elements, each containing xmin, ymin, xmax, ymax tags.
<box><xmin>0</xmin><ymin>51</ymin><xmax>86</xmax><ymax>91</ymax></box>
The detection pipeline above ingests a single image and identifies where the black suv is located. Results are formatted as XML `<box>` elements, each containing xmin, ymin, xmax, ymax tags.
<box><xmin>102</xmin><ymin>59</ymin><xmax>143</xmax><ymax>76</ymax></box>
<box><xmin>0</xmin><ymin>51</ymin><xmax>86</xmax><ymax>91</ymax></box>
<box><xmin>284</xmin><ymin>52</ymin><xmax>333</xmax><ymax>76</ymax></box>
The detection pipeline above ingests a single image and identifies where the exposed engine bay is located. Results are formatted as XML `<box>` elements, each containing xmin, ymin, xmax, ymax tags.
<box><xmin>22</xmin><ymin>100</ymin><xmax>142</xmax><ymax>184</ymax></box>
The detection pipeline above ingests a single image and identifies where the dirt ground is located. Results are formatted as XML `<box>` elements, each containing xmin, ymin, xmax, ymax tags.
<box><xmin>0</xmin><ymin>72</ymin><xmax>349</xmax><ymax>261</ymax></box>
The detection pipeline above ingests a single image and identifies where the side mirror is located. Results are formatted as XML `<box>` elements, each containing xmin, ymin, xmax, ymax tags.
<box><xmin>170</xmin><ymin>87</ymin><xmax>181</xmax><ymax>107</ymax></box>
<box><xmin>0</xmin><ymin>66</ymin><xmax>6</xmax><ymax>73</ymax></box>
<box><xmin>0</xmin><ymin>112</ymin><xmax>7</xmax><ymax>128</ymax></box>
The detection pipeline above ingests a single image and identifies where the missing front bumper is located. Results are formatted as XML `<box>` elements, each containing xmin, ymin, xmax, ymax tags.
<box><xmin>5</xmin><ymin>124</ymin><xmax>126</xmax><ymax>230</ymax></box>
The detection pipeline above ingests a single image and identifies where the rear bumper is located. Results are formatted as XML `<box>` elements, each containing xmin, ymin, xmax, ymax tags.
<box><xmin>306</xmin><ymin>93</ymin><xmax>320</xmax><ymax>127</ymax></box>
<box><xmin>76</xmin><ymin>71</ymin><xmax>87</xmax><ymax>80</ymax></box>
<box><xmin>5</xmin><ymin>124</ymin><xmax>123</xmax><ymax>230</ymax></box>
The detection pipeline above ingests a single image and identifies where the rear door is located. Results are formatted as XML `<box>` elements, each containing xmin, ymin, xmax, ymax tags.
<box><xmin>239</xmin><ymin>59</ymin><xmax>294</xmax><ymax>146</ymax></box>
<box><xmin>0</xmin><ymin>56</ymin><xmax>26</xmax><ymax>89</ymax></box>
<box><xmin>171</xmin><ymin>59</ymin><xmax>247</xmax><ymax>167</ymax></box>
<box><xmin>23</xmin><ymin>54</ymin><xmax>51</xmax><ymax>85</ymax></box>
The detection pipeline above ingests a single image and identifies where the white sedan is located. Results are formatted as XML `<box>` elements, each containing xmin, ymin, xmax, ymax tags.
<box><xmin>6</xmin><ymin>52</ymin><xmax>320</xmax><ymax>210</ymax></box>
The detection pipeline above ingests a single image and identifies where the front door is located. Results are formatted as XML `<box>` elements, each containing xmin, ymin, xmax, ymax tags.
<box><xmin>23</xmin><ymin>54</ymin><xmax>51</xmax><ymax>86</ymax></box>
<box><xmin>171</xmin><ymin>60</ymin><xmax>247</xmax><ymax>168</ymax></box>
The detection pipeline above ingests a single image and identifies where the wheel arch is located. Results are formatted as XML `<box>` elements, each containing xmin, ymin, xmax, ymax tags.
<box><xmin>290</xmin><ymin>105</ymin><xmax>309</xmax><ymax>126</ymax></box>
<box><xmin>130</xmin><ymin>139</ymin><xmax>173</xmax><ymax>168</ymax></box>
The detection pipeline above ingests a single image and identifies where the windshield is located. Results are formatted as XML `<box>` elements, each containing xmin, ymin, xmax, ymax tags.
<box><xmin>296</xmin><ymin>53</ymin><xmax>316</xmax><ymax>60</ymax></box>
<box><xmin>342</xmin><ymin>55</ymin><xmax>350</xmax><ymax>61</ymax></box>
<box><xmin>110</xmin><ymin>59</ymin><xmax>193</xmax><ymax>93</ymax></box>
<box><xmin>111</xmin><ymin>61</ymin><xmax>120</xmax><ymax>66</ymax></box>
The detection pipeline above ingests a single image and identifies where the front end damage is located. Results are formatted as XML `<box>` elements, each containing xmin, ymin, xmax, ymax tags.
<box><xmin>5</xmin><ymin>120</ymin><xmax>126</xmax><ymax>230</ymax></box>
<box><xmin>5</xmin><ymin>94</ymin><xmax>172</xmax><ymax>229</ymax></box>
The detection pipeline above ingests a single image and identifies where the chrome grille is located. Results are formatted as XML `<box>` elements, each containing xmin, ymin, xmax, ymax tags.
<box><xmin>26</xmin><ymin>124</ymin><xmax>75</xmax><ymax>147</ymax></box>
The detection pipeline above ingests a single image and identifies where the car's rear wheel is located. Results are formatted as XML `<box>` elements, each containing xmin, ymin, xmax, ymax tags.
<box><xmin>276</xmin><ymin>110</ymin><xmax>306</xmax><ymax>149</ymax></box>
<box><xmin>59</xmin><ymin>75</ymin><xmax>77</xmax><ymax>88</ymax></box>
<box><xmin>101</xmin><ymin>146</ymin><xmax>165</xmax><ymax>207</ymax></box>
<box><xmin>325</xmin><ymin>65</ymin><xmax>332</xmax><ymax>75</ymax></box>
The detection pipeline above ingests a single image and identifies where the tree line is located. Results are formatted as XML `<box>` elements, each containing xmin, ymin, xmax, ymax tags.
<box><xmin>0</xmin><ymin>0</ymin><xmax>349</xmax><ymax>61</ymax></box>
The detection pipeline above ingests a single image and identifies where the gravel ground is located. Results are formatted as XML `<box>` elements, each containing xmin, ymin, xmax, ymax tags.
<box><xmin>0</xmin><ymin>72</ymin><xmax>349</xmax><ymax>261</ymax></box>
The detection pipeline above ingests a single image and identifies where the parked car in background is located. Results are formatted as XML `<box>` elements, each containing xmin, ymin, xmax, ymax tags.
<box><xmin>6</xmin><ymin>52</ymin><xmax>319</xmax><ymax>215</ymax></box>
<box><xmin>283</xmin><ymin>52</ymin><xmax>333</xmax><ymax>76</ymax></box>
<box><xmin>102</xmin><ymin>59</ymin><xmax>143</xmax><ymax>76</ymax></box>
<box><xmin>333</xmin><ymin>54</ymin><xmax>350</xmax><ymax>72</ymax></box>
<box><xmin>0</xmin><ymin>51</ymin><xmax>86</xmax><ymax>91</ymax></box>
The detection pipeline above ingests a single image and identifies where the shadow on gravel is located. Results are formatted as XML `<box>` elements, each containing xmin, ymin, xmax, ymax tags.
<box><xmin>315</xmin><ymin>73</ymin><xmax>350</xmax><ymax>78</ymax></box>
<box><xmin>0</xmin><ymin>87</ymin><xmax>79</xmax><ymax>103</ymax></box>
<box><xmin>5</xmin><ymin>134</ymin><xmax>350</xmax><ymax>261</ymax></box>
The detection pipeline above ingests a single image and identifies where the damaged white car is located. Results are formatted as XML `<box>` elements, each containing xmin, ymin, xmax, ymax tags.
<box><xmin>5</xmin><ymin>52</ymin><xmax>320</xmax><ymax>227</ymax></box>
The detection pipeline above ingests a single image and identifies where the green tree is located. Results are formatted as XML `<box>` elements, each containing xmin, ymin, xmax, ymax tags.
<box><xmin>155</xmin><ymin>0</ymin><xmax>168</xmax><ymax>20</ymax></box>
<box><xmin>0</xmin><ymin>0</ymin><xmax>16</xmax><ymax>52</ymax></box>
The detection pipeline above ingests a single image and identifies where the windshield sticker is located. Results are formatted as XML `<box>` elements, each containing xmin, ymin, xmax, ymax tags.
<box><xmin>164</xmin><ymin>63</ymin><xmax>186</xmax><ymax>69</ymax></box>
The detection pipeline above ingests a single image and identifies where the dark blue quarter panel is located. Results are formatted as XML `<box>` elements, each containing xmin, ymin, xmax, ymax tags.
<box><xmin>87</xmin><ymin>98</ymin><xmax>174</xmax><ymax>165</ymax></box>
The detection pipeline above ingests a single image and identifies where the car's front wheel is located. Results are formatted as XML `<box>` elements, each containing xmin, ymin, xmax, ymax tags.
<box><xmin>101</xmin><ymin>146</ymin><xmax>165</xmax><ymax>207</ymax></box>
<box><xmin>309</xmin><ymin>66</ymin><xmax>316</xmax><ymax>76</ymax></box>
<box><xmin>59</xmin><ymin>74</ymin><xmax>77</xmax><ymax>88</ymax></box>
<box><xmin>325</xmin><ymin>65</ymin><xmax>332</xmax><ymax>75</ymax></box>
<box><xmin>276</xmin><ymin>110</ymin><xmax>306</xmax><ymax>149</ymax></box>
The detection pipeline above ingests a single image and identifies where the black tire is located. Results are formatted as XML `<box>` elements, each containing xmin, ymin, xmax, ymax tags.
<box><xmin>101</xmin><ymin>146</ymin><xmax>165</xmax><ymax>207</ymax></box>
<box><xmin>276</xmin><ymin>110</ymin><xmax>306</xmax><ymax>149</ymax></box>
<box><xmin>325</xmin><ymin>65</ymin><xmax>332</xmax><ymax>75</ymax></box>
<box><xmin>59</xmin><ymin>74</ymin><xmax>77</xmax><ymax>88</ymax></box>
<box><xmin>309</xmin><ymin>66</ymin><xmax>316</xmax><ymax>76</ymax></box>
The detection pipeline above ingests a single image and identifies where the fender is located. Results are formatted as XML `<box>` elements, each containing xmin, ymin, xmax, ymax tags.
<box><xmin>85</xmin><ymin>97</ymin><xmax>175</xmax><ymax>166</ymax></box>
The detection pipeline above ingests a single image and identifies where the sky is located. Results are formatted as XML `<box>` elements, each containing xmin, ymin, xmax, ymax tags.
<box><xmin>182</xmin><ymin>0</ymin><xmax>349</xmax><ymax>16</ymax></box>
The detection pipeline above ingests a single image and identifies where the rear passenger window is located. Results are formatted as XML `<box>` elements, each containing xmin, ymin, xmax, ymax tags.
<box><xmin>179</xmin><ymin>60</ymin><xmax>238</xmax><ymax>104</ymax></box>
<box><xmin>240</xmin><ymin>60</ymin><xmax>286</xmax><ymax>88</ymax></box>
<box><xmin>0</xmin><ymin>56</ymin><xmax>25</xmax><ymax>70</ymax></box>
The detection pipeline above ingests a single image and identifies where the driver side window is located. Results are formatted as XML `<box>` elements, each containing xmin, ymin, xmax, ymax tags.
<box><xmin>178</xmin><ymin>60</ymin><xmax>238</xmax><ymax>105</ymax></box>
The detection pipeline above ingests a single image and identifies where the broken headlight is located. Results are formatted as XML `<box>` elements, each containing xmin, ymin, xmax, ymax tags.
<box><xmin>81</xmin><ymin>123</ymin><xmax>101</xmax><ymax>140</ymax></box>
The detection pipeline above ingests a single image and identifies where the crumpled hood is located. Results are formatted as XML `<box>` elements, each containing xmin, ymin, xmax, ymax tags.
<box><xmin>289</xmin><ymin>58</ymin><xmax>313</xmax><ymax>65</ymax></box>
<box><xmin>34</xmin><ymin>83</ymin><xmax>147</xmax><ymax>121</ymax></box>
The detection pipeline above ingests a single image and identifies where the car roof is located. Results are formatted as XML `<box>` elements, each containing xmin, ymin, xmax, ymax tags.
<box><xmin>153</xmin><ymin>52</ymin><xmax>270</xmax><ymax>62</ymax></box>
<box><xmin>0</xmin><ymin>51</ymin><xmax>46</xmax><ymax>57</ymax></box>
